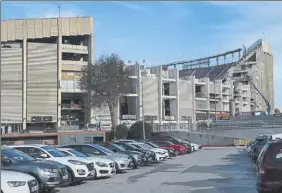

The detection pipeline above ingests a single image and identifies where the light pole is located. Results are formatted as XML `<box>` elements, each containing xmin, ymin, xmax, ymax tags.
<box><xmin>137</xmin><ymin>62</ymin><xmax>146</xmax><ymax>140</ymax></box>
<box><xmin>141</xmin><ymin>66</ymin><xmax>146</xmax><ymax>140</ymax></box>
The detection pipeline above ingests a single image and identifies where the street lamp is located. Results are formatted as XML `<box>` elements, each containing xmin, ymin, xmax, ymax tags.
<box><xmin>138</xmin><ymin>61</ymin><xmax>146</xmax><ymax>140</ymax></box>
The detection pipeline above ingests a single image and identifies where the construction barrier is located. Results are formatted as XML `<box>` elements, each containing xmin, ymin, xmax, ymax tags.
<box><xmin>233</xmin><ymin>139</ymin><xmax>252</xmax><ymax>146</ymax></box>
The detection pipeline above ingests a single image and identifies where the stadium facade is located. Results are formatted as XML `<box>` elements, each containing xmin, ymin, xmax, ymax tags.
<box><xmin>1</xmin><ymin>17</ymin><xmax>94</xmax><ymax>132</ymax></box>
<box><xmin>1</xmin><ymin>17</ymin><xmax>274</xmax><ymax>132</ymax></box>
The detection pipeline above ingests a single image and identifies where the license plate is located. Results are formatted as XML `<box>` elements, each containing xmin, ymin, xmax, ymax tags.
<box><xmin>31</xmin><ymin>186</ymin><xmax>38</xmax><ymax>192</ymax></box>
<box><xmin>62</xmin><ymin>175</ymin><xmax>68</xmax><ymax>180</ymax></box>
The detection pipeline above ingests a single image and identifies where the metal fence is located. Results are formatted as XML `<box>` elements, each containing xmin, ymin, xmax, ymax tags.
<box><xmin>152</xmin><ymin>123</ymin><xmax>191</xmax><ymax>132</ymax></box>
<box><xmin>211</xmin><ymin>119</ymin><xmax>282</xmax><ymax>130</ymax></box>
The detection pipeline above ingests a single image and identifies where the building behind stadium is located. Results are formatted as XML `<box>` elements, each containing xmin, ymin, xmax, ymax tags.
<box><xmin>0</xmin><ymin>17</ymin><xmax>274</xmax><ymax>132</ymax></box>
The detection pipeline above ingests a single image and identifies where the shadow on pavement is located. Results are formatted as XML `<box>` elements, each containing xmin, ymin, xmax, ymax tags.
<box><xmin>163</xmin><ymin>149</ymin><xmax>257</xmax><ymax>193</ymax></box>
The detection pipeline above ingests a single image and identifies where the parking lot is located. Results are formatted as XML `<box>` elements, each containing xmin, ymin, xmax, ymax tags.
<box><xmin>57</xmin><ymin>147</ymin><xmax>257</xmax><ymax>193</ymax></box>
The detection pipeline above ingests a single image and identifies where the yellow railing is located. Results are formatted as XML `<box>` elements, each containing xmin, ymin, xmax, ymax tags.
<box><xmin>233</xmin><ymin>139</ymin><xmax>252</xmax><ymax>146</ymax></box>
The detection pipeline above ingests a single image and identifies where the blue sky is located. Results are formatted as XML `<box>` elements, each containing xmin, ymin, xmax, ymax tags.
<box><xmin>2</xmin><ymin>1</ymin><xmax>282</xmax><ymax>109</ymax></box>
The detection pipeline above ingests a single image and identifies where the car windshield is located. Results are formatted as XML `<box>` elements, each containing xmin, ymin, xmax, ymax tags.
<box><xmin>2</xmin><ymin>149</ymin><xmax>35</xmax><ymax>162</ymax></box>
<box><xmin>69</xmin><ymin>149</ymin><xmax>89</xmax><ymax>158</ymax></box>
<box><xmin>141</xmin><ymin>144</ymin><xmax>152</xmax><ymax>149</ymax></box>
<box><xmin>93</xmin><ymin>144</ymin><xmax>115</xmax><ymax>154</ymax></box>
<box><xmin>41</xmin><ymin>146</ymin><xmax>66</xmax><ymax>157</ymax></box>
<box><xmin>131</xmin><ymin>144</ymin><xmax>143</xmax><ymax>149</ymax></box>
<box><xmin>146</xmin><ymin>142</ymin><xmax>159</xmax><ymax>148</ymax></box>
<box><xmin>111</xmin><ymin>144</ymin><xmax>126</xmax><ymax>151</ymax></box>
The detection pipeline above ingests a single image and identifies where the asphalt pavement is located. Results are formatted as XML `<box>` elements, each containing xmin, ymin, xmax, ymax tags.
<box><xmin>55</xmin><ymin>147</ymin><xmax>257</xmax><ymax>193</ymax></box>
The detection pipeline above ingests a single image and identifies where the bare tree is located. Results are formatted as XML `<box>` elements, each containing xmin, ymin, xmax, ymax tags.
<box><xmin>79</xmin><ymin>53</ymin><xmax>129</xmax><ymax>137</ymax></box>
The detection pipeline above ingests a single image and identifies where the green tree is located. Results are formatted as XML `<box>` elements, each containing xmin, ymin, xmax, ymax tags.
<box><xmin>128</xmin><ymin>121</ymin><xmax>152</xmax><ymax>139</ymax></box>
<box><xmin>274</xmin><ymin>108</ymin><xmax>281</xmax><ymax>114</ymax></box>
<box><xmin>115</xmin><ymin>124</ymin><xmax>129</xmax><ymax>139</ymax></box>
<box><xmin>79</xmin><ymin>53</ymin><xmax>129</xmax><ymax>138</ymax></box>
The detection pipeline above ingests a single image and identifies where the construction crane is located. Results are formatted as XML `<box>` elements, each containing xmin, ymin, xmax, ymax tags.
<box><xmin>245</xmin><ymin>75</ymin><xmax>272</xmax><ymax>115</ymax></box>
<box><xmin>232</xmin><ymin>75</ymin><xmax>272</xmax><ymax>115</ymax></box>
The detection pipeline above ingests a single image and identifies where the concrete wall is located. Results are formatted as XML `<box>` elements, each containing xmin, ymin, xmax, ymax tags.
<box><xmin>59</xmin><ymin>132</ymin><xmax>104</xmax><ymax>145</ymax></box>
<box><xmin>27</xmin><ymin>42</ymin><xmax>58</xmax><ymax>122</ymax></box>
<box><xmin>1</xmin><ymin>44</ymin><xmax>23</xmax><ymax>123</ymax></box>
<box><xmin>155</xmin><ymin>131</ymin><xmax>237</xmax><ymax>146</ymax></box>
<box><xmin>1</xmin><ymin>17</ymin><xmax>93</xmax><ymax>41</ymax></box>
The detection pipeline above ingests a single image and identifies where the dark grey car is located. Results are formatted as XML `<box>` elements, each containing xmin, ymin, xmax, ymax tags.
<box><xmin>1</xmin><ymin>147</ymin><xmax>68</xmax><ymax>191</ymax></box>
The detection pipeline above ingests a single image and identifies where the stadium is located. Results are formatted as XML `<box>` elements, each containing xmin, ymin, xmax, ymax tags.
<box><xmin>0</xmin><ymin>16</ymin><xmax>274</xmax><ymax>132</ymax></box>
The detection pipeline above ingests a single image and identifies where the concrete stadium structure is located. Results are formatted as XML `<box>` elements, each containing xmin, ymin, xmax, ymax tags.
<box><xmin>114</xmin><ymin>39</ymin><xmax>274</xmax><ymax>131</ymax></box>
<box><xmin>1</xmin><ymin>16</ymin><xmax>274</xmax><ymax>133</ymax></box>
<box><xmin>1</xmin><ymin>17</ymin><xmax>94</xmax><ymax>132</ymax></box>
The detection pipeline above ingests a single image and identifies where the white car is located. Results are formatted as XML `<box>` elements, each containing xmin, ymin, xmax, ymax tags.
<box><xmin>130</xmin><ymin>143</ymin><xmax>169</xmax><ymax>161</ymax></box>
<box><xmin>57</xmin><ymin>148</ymin><xmax>116</xmax><ymax>178</ymax></box>
<box><xmin>1</xmin><ymin>170</ymin><xmax>39</xmax><ymax>193</ymax></box>
<box><xmin>183</xmin><ymin>140</ymin><xmax>202</xmax><ymax>151</ymax></box>
<box><xmin>8</xmin><ymin>145</ymin><xmax>95</xmax><ymax>184</ymax></box>
<box><xmin>190</xmin><ymin>142</ymin><xmax>202</xmax><ymax>151</ymax></box>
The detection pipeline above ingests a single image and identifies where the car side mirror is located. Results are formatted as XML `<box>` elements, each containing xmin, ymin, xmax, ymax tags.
<box><xmin>40</xmin><ymin>153</ymin><xmax>48</xmax><ymax>158</ymax></box>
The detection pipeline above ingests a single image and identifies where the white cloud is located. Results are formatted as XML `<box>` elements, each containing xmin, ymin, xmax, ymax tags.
<box><xmin>206</xmin><ymin>1</ymin><xmax>282</xmax><ymax>109</ymax></box>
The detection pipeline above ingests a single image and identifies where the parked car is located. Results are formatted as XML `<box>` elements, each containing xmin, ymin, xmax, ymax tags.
<box><xmin>246</xmin><ymin>139</ymin><xmax>256</xmax><ymax>154</ymax></box>
<box><xmin>57</xmin><ymin>147</ymin><xmax>116</xmax><ymax>179</ymax></box>
<box><xmin>128</xmin><ymin>142</ymin><xmax>169</xmax><ymax>161</ymax></box>
<box><xmin>140</xmin><ymin>140</ymin><xmax>178</xmax><ymax>157</ymax></box>
<box><xmin>1</xmin><ymin>170</ymin><xmax>39</xmax><ymax>193</ymax></box>
<box><xmin>250</xmin><ymin>137</ymin><xmax>268</xmax><ymax>161</ymax></box>
<box><xmin>8</xmin><ymin>145</ymin><xmax>95</xmax><ymax>185</ymax></box>
<box><xmin>114</xmin><ymin>142</ymin><xmax>157</xmax><ymax>163</ymax></box>
<box><xmin>256</xmin><ymin>139</ymin><xmax>282</xmax><ymax>193</ymax></box>
<box><xmin>61</xmin><ymin>144</ymin><xmax>134</xmax><ymax>172</ymax></box>
<box><xmin>267</xmin><ymin>133</ymin><xmax>282</xmax><ymax>141</ymax></box>
<box><xmin>247</xmin><ymin>135</ymin><xmax>268</xmax><ymax>155</ymax></box>
<box><xmin>1</xmin><ymin>147</ymin><xmax>67</xmax><ymax>191</ymax></box>
<box><xmin>183</xmin><ymin>140</ymin><xmax>202</xmax><ymax>151</ymax></box>
<box><xmin>152</xmin><ymin>140</ymin><xmax>187</xmax><ymax>155</ymax></box>
<box><xmin>101</xmin><ymin>143</ymin><xmax>147</xmax><ymax>168</ymax></box>
<box><xmin>151</xmin><ymin>136</ymin><xmax>192</xmax><ymax>153</ymax></box>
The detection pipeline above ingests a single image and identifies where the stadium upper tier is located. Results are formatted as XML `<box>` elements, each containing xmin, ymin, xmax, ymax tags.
<box><xmin>179</xmin><ymin>62</ymin><xmax>234</xmax><ymax>81</ymax></box>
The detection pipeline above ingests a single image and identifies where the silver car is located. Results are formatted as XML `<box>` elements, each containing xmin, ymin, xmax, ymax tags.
<box><xmin>61</xmin><ymin>144</ymin><xmax>134</xmax><ymax>172</ymax></box>
<box><xmin>1</xmin><ymin>147</ymin><xmax>68</xmax><ymax>191</ymax></box>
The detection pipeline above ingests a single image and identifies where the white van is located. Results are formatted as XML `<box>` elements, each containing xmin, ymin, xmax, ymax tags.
<box><xmin>1</xmin><ymin>170</ymin><xmax>39</xmax><ymax>193</ymax></box>
<box><xmin>267</xmin><ymin>133</ymin><xmax>282</xmax><ymax>141</ymax></box>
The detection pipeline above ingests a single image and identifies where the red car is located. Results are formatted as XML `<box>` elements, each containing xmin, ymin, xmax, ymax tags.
<box><xmin>153</xmin><ymin>140</ymin><xmax>187</xmax><ymax>155</ymax></box>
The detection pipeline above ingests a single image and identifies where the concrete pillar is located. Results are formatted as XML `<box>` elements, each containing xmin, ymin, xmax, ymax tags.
<box><xmin>191</xmin><ymin>76</ymin><xmax>196</xmax><ymax>130</ymax></box>
<box><xmin>137</xmin><ymin>64</ymin><xmax>142</xmax><ymax>120</ymax></box>
<box><xmin>57</xmin><ymin>18</ymin><xmax>62</xmax><ymax>128</ymax></box>
<box><xmin>158</xmin><ymin>67</ymin><xmax>163</xmax><ymax>125</ymax></box>
<box><xmin>175</xmin><ymin>69</ymin><xmax>180</xmax><ymax>130</ymax></box>
<box><xmin>229</xmin><ymin>99</ymin><xmax>236</xmax><ymax>117</ymax></box>
<box><xmin>85</xmin><ymin>34</ymin><xmax>94</xmax><ymax>124</ymax></box>
<box><xmin>22</xmin><ymin>39</ymin><xmax>27</xmax><ymax>130</ymax></box>
<box><xmin>205</xmin><ymin>78</ymin><xmax>210</xmax><ymax>119</ymax></box>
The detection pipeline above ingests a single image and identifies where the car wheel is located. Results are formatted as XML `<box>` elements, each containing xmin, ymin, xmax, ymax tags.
<box><xmin>67</xmin><ymin>170</ymin><xmax>74</xmax><ymax>185</ymax></box>
<box><xmin>93</xmin><ymin>168</ymin><xmax>97</xmax><ymax>180</ymax></box>
<box><xmin>115</xmin><ymin>162</ymin><xmax>120</xmax><ymax>173</ymax></box>
<box><xmin>45</xmin><ymin>188</ymin><xmax>55</xmax><ymax>192</ymax></box>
